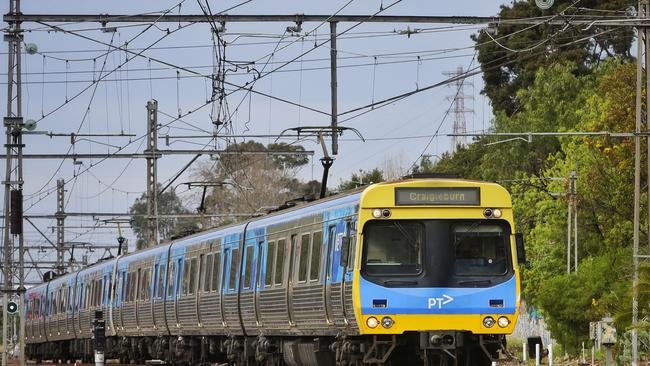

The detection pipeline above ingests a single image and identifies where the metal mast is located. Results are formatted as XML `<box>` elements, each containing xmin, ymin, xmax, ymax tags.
<box><xmin>145</xmin><ymin>100</ymin><xmax>159</xmax><ymax>249</ymax></box>
<box><xmin>444</xmin><ymin>66</ymin><xmax>473</xmax><ymax>152</ymax></box>
<box><xmin>55</xmin><ymin>179</ymin><xmax>66</xmax><ymax>274</ymax></box>
<box><xmin>2</xmin><ymin>0</ymin><xmax>25</xmax><ymax>365</ymax></box>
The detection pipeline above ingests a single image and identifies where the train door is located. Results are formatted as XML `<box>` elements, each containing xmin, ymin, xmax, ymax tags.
<box><xmin>286</xmin><ymin>234</ymin><xmax>298</xmax><ymax>326</ymax></box>
<box><xmin>323</xmin><ymin>224</ymin><xmax>337</xmax><ymax>325</ymax></box>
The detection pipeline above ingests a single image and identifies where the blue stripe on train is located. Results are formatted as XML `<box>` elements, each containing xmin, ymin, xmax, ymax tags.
<box><xmin>359</xmin><ymin>275</ymin><xmax>517</xmax><ymax>315</ymax></box>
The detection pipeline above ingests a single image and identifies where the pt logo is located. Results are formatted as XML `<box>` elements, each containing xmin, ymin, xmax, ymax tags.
<box><xmin>427</xmin><ymin>294</ymin><xmax>454</xmax><ymax>309</ymax></box>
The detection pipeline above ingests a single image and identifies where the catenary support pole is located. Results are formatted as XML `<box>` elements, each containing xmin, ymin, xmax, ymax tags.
<box><xmin>2</xmin><ymin>0</ymin><xmax>25</xmax><ymax>365</ymax></box>
<box><xmin>330</xmin><ymin>21</ymin><xmax>338</xmax><ymax>155</ymax></box>
<box><xmin>145</xmin><ymin>100</ymin><xmax>159</xmax><ymax>248</ymax></box>
<box><xmin>56</xmin><ymin>178</ymin><xmax>65</xmax><ymax>274</ymax></box>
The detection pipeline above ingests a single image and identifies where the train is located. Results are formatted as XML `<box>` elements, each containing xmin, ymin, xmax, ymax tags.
<box><xmin>23</xmin><ymin>177</ymin><xmax>524</xmax><ymax>365</ymax></box>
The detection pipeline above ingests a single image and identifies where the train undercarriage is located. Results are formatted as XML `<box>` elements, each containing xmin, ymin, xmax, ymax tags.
<box><xmin>26</xmin><ymin>331</ymin><xmax>505</xmax><ymax>366</ymax></box>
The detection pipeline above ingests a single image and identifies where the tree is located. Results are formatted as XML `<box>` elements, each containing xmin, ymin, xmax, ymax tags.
<box><xmin>129</xmin><ymin>184</ymin><xmax>199</xmax><ymax>250</ymax></box>
<box><xmin>473</xmin><ymin>0</ymin><xmax>633</xmax><ymax>115</ymax></box>
<box><xmin>337</xmin><ymin>168</ymin><xmax>384</xmax><ymax>192</ymax></box>
<box><xmin>193</xmin><ymin>142</ymin><xmax>311</xmax><ymax>219</ymax></box>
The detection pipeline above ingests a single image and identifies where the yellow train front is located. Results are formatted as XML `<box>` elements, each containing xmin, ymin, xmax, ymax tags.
<box><xmin>349</xmin><ymin>178</ymin><xmax>523</xmax><ymax>365</ymax></box>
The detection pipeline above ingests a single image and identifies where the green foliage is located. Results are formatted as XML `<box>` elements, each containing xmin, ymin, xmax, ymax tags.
<box><xmin>337</xmin><ymin>168</ymin><xmax>385</xmax><ymax>192</ymax></box>
<box><xmin>473</xmin><ymin>0</ymin><xmax>633</xmax><ymax>115</ymax></box>
<box><xmin>431</xmin><ymin>60</ymin><xmax>645</xmax><ymax>352</ymax></box>
<box><xmin>129</xmin><ymin>184</ymin><xmax>199</xmax><ymax>250</ymax></box>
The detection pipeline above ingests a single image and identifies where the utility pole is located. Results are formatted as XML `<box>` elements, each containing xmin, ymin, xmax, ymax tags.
<box><xmin>55</xmin><ymin>179</ymin><xmax>65</xmax><ymax>274</ymax></box>
<box><xmin>2</xmin><ymin>0</ymin><xmax>25</xmax><ymax>365</ymax></box>
<box><xmin>330</xmin><ymin>21</ymin><xmax>338</xmax><ymax>156</ymax></box>
<box><xmin>632</xmin><ymin>2</ymin><xmax>646</xmax><ymax>365</ymax></box>
<box><xmin>145</xmin><ymin>100</ymin><xmax>159</xmax><ymax>249</ymax></box>
<box><xmin>571</xmin><ymin>172</ymin><xmax>578</xmax><ymax>272</ymax></box>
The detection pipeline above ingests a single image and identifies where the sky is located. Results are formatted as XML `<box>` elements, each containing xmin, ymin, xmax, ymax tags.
<box><xmin>0</xmin><ymin>0</ymin><xmax>512</xmax><ymax>280</ymax></box>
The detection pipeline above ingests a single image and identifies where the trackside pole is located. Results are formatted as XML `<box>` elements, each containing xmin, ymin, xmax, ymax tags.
<box><xmin>535</xmin><ymin>343</ymin><xmax>540</xmax><ymax>366</ymax></box>
<box><xmin>522</xmin><ymin>342</ymin><xmax>527</xmax><ymax>361</ymax></box>
<box><xmin>92</xmin><ymin>310</ymin><xmax>106</xmax><ymax>366</ymax></box>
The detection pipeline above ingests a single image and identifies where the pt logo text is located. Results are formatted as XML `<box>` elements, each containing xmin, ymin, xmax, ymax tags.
<box><xmin>427</xmin><ymin>294</ymin><xmax>454</xmax><ymax>309</ymax></box>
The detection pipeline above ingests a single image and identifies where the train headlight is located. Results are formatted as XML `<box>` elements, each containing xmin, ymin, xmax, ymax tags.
<box><xmin>382</xmin><ymin>209</ymin><xmax>391</xmax><ymax>218</ymax></box>
<box><xmin>381</xmin><ymin>316</ymin><xmax>394</xmax><ymax>329</ymax></box>
<box><xmin>493</xmin><ymin>209</ymin><xmax>502</xmax><ymax>218</ymax></box>
<box><xmin>372</xmin><ymin>209</ymin><xmax>382</xmax><ymax>218</ymax></box>
<box><xmin>366</xmin><ymin>317</ymin><xmax>379</xmax><ymax>329</ymax></box>
<box><xmin>483</xmin><ymin>208</ymin><xmax>493</xmax><ymax>218</ymax></box>
<box><xmin>483</xmin><ymin>316</ymin><xmax>496</xmax><ymax>328</ymax></box>
<box><xmin>498</xmin><ymin>316</ymin><xmax>510</xmax><ymax>328</ymax></box>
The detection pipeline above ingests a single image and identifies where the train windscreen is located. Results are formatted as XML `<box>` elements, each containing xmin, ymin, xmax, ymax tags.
<box><xmin>361</xmin><ymin>220</ymin><xmax>513</xmax><ymax>288</ymax></box>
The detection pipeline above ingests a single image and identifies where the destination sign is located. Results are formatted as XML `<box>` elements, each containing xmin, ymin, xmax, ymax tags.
<box><xmin>395</xmin><ymin>187</ymin><xmax>480</xmax><ymax>206</ymax></box>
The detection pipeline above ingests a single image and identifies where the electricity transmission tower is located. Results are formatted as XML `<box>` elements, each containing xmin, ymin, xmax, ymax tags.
<box><xmin>444</xmin><ymin>66</ymin><xmax>473</xmax><ymax>152</ymax></box>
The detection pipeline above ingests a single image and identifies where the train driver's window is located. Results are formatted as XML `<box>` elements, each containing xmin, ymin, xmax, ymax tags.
<box><xmin>363</xmin><ymin>221</ymin><xmax>424</xmax><ymax>275</ymax></box>
<box><xmin>310</xmin><ymin>232</ymin><xmax>322</xmax><ymax>282</ymax></box>
<box><xmin>298</xmin><ymin>234</ymin><xmax>310</xmax><ymax>283</ymax></box>
<box><xmin>264</xmin><ymin>241</ymin><xmax>275</xmax><ymax>287</ymax></box>
<box><xmin>274</xmin><ymin>239</ymin><xmax>286</xmax><ymax>286</ymax></box>
<box><xmin>453</xmin><ymin>224</ymin><xmax>508</xmax><ymax>276</ymax></box>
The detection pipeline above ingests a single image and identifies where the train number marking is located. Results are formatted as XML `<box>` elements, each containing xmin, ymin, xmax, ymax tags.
<box><xmin>427</xmin><ymin>294</ymin><xmax>454</xmax><ymax>309</ymax></box>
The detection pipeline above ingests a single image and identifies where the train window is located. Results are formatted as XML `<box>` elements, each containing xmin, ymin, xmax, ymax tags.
<box><xmin>189</xmin><ymin>257</ymin><xmax>197</xmax><ymax>295</ymax></box>
<box><xmin>167</xmin><ymin>261</ymin><xmax>175</xmax><ymax>298</ymax></box>
<box><xmin>120</xmin><ymin>272</ymin><xmax>127</xmax><ymax>302</ymax></box>
<box><xmin>346</xmin><ymin>221</ymin><xmax>357</xmax><ymax>270</ymax></box>
<box><xmin>326</xmin><ymin>226</ymin><xmax>336</xmax><ymax>281</ymax></box>
<box><xmin>275</xmin><ymin>239</ymin><xmax>286</xmax><ymax>286</ymax></box>
<box><xmin>453</xmin><ymin>224</ymin><xmax>508</xmax><ymax>276</ymax></box>
<box><xmin>228</xmin><ymin>249</ymin><xmax>239</xmax><ymax>291</ymax></box>
<box><xmin>157</xmin><ymin>265</ymin><xmax>165</xmax><ymax>299</ymax></box>
<box><xmin>257</xmin><ymin>241</ymin><xmax>264</xmax><ymax>288</ymax></box>
<box><xmin>176</xmin><ymin>258</ymin><xmax>183</xmax><ymax>297</ymax></box>
<box><xmin>264</xmin><ymin>241</ymin><xmax>275</xmax><ymax>287</ymax></box>
<box><xmin>153</xmin><ymin>264</ymin><xmax>160</xmax><ymax>299</ymax></box>
<box><xmin>204</xmin><ymin>254</ymin><xmax>213</xmax><ymax>293</ymax></box>
<box><xmin>363</xmin><ymin>221</ymin><xmax>424</xmax><ymax>276</ymax></box>
<box><xmin>182</xmin><ymin>259</ymin><xmax>190</xmax><ymax>296</ymax></box>
<box><xmin>145</xmin><ymin>268</ymin><xmax>151</xmax><ymax>300</ymax></box>
<box><xmin>211</xmin><ymin>252</ymin><xmax>221</xmax><ymax>292</ymax></box>
<box><xmin>198</xmin><ymin>254</ymin><xmax>206</xmax><ymax>293</ymax></box>
<box><xmin>68</xmin><ymin>286</ymin><xmax>73</xmax><ymax>312</ymax></box>
<box><xmin>298</xmin><ymin>234</ymin><xmax>310</xmax><ymax>283</ymax></box>
<box><xmin>310</xmin><ymin>231</ymin><xmax>323</xmax><ymax>281</ymax></box>
<box><xmin>243</xmin><ymin>246</ymin><xmax>254</xmax><ymax>289</ymax></box>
